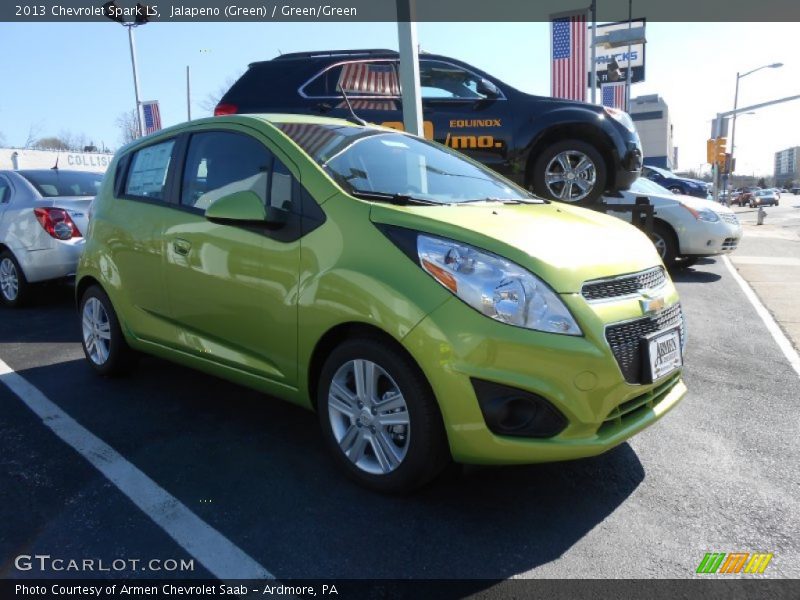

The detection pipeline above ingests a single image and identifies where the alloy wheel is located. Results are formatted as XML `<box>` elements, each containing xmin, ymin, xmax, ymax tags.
<box><xmin>544</xmin><ymin>150</ymin><xmax>596</xmax><ymax>202</ymax></box>
<box><xmin>82</xmin><ymin>297</ymin><xmax>112</xmax><ymax>365</ymax></box>
<box><xmin>0</xmin><ymin>258</ymin><xmax>19</xmax><ymax>302</ymax></box>
<box><xmin>327</xmin><ymin>359</ymin><xmax>410</xmax><ymax>475</ymax></box>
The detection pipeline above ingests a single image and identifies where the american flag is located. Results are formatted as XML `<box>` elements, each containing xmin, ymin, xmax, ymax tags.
<box><xmin>551</xmin><ymin>11</ymin><xmax>587</xmax><ymax>101</ymax></box>
<box><xmin>141</xmin><ymin>101</ymin><xmax>162</xmax><ymax>135</ymax></box>
<box><xmin>601</xmin><ymin>82</ymin><xmax>626</xmax><ymax>110</ymax></box>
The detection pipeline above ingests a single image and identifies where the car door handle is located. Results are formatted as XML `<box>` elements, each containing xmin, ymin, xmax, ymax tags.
<box><xmin>172</xmin><ymin>238</ymin><xmax>191</xmax><ymax>256</ymax></box>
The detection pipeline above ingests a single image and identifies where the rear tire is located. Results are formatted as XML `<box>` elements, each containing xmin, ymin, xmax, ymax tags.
<box><xmin>317</xmin><ymin>337</ymin><xmax>450</xmax><ymax>493</ymax></box>
<box><xmin>531</xmin><ymin>139</ymin><xmax>607</xmax><ymax>206</ymax></box>
<box><xmin>80</xmin><ymin>285</ymin><xmax>136</xmax><ymax>376</ymax></box>
<box><xmin>0</xmin><ymin>251</ymin><xmax>30</xmax><ymax>308</ymax></box>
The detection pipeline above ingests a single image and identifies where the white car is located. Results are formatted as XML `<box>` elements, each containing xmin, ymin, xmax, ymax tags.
<box><xmin>0</xmin><ymin>169</ymin><xmax>98</xmax><ymax>307</ymax></box>
<box><xmin>603</xmin><ymin>177</ymin><xmax>742</xmax><ymax>268</ymax></box>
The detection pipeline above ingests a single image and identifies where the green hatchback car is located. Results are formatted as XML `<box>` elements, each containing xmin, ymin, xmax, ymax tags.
<box><xmin>77</xmin><ymin>114</ymin><xmax>687</xmax><ymax>492</ymax></box>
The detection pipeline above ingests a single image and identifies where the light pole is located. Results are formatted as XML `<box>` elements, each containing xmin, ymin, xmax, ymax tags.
<box><xmin>729</xmin><ymin>63</ymin><xmax>782</xmax><ymax>178</ymax></box>
<box><xmin>103</xmin><ymin>2</ymin><xmax>151</xmax><ymax>138</ymax></box>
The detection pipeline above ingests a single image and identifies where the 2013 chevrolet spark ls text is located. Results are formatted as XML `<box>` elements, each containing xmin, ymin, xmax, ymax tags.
<box><xmin>77</xmin><ymin>114</ymin><xmax>687</xmax><ymax>492</ymax></box>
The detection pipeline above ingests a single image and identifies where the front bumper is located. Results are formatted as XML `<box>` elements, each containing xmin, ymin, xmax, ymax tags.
<box><xmin>402</xmin><ymin>287</ymin><xmax>686</xmax><ymax>464</ymax></box>
<box><xmin>677</xmin><ymin>217</ymin><xmax>742</xmax><ymax>257</ymax></box>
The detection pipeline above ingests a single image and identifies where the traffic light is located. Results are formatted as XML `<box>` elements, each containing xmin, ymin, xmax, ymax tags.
<box><xmin>706</xmin><ymin>139</ymin><xmax>716</xmax><ymax>164</ymax></box>
<box><xmin>715</xmin><ymin>137</ymin><xmax>727</xmax><ymax>166</ymax></box>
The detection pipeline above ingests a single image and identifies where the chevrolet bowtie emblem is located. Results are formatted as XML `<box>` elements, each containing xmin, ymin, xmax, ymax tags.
<box><xmin>639</xmin><ymin>290</ymin><xmax>665</xmax><ymax>315</ymax></box>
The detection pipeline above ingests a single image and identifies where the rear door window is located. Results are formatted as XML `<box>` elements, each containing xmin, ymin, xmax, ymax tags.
<box><xmin>124</xmin><ymin>139</ymin><xmax>176</xmax><ymax>201</ymax></box>
<box><xmin>304</xmin><ymin>61</ymin><xmax>399</xmax><ymax>97</ymax></box>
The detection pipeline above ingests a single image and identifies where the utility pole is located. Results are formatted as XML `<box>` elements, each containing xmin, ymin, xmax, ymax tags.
<box><xmin>589</xmin><ymin>0</ymin><xmax>597</xmax><ymax>104</ymax></box>
<box><xmin>186</xmin><ymin>65</ymin><xmax>191</xmax><ymax>121</ymax></box>
<box><xmin>396</xmin><ymin>0</ymin><xmax>423</xmax><ymax>136</ymax></box>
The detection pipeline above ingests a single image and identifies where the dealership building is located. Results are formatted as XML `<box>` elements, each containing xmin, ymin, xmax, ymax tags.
<box><xmin>0</xmin><ymin>148</ymin><xmax>114</xmax><ymax>173</ymax></box>
<box><xmin>629</xmin><ymin>94</ymin><xmax>677</xmax><ymax>170</ymax></box>
<box><xmin>774</xmin><ymin>146</ymin><xmax>799</xmax><ymax>185</ymax></box>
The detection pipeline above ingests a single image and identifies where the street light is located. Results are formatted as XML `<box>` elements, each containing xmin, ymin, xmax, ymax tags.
<box><xmin>729</xmin><ymin>62</ymin><xmax>783</xmax><ymax>175</ymax></box>
<box><xmin>102</xmin><ymin>1</ymin><xmax>152</xmax><ymax>138</ymax></box>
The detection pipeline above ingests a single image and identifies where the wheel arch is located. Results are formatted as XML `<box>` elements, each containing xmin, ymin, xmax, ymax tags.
<box><xmin>75</xmin><ymin>274</ymin><xmax>103</xmax><ymax>309</ymax></box>
<box><xmin>652</xmin><ymin>217</ymin><xmax>681</xmax><ymax>255</ymax></box>
<box><xmin>306</xmin><ymin>321</ymin><xmax>434</xmax><ymax>413</ymax></box>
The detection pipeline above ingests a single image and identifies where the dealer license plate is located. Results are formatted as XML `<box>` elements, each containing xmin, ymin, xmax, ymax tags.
<box><xmin>645</xmin><ymin>327</ymin><xmax>682</xmax><ymax>381</ymax></box>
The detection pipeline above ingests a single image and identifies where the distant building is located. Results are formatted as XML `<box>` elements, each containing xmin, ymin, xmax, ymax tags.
<box><xmin>0</xmin><ymin>148</ymin><xmax>113</xmax><ymax>173</ymax></box>
<box><xmin>774</xmin><ymin>146</ymin><xmax>799</xmax><ymax>185</ymax></box>
<box><xmin>629</xmin><ymin>94</ymin><xmax>676</xmax><ymax>170</ymax></box>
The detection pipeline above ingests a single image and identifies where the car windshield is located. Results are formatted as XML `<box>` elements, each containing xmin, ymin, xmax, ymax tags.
<box><xmin>19</xmin><ymin>170</ymin><xmax>103</xmax><ymax>197</ymax></box>
<box><xmin>275</xmin><ymin>123</ymin><xmax>538</xmax><ymax>204</ymax></box>
<box><xmin>630</xmin><ymin>177</ymin><xmax>674</xmax><ymax>196</ymax></box>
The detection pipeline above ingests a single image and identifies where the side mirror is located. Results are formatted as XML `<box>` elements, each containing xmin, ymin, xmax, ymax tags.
<box><xmin>477</xmin><ymin>78</ymin><xmax>500</xmax><ymax>98</ymax></box>
<box><xmin>205</xmin><ymin>190</ymin><xmax>287</xmax><ymax>227</ymax></box>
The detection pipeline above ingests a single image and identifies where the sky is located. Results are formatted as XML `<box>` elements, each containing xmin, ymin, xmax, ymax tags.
<box><xmin>0</xmin><ymin>20</ymin><xmax>798</xmax><ymax>176</ymax></box>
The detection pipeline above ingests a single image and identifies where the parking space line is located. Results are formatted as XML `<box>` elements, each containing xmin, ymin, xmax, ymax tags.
<box><xmin>0</xmin><ymin>357</ymin><xmax>274</xmax><ymax>581</ymax></box>
<box><xmin>722</xmin><ymin>256</ymin><xmax>800</xmax><ymax>379</ymax></box>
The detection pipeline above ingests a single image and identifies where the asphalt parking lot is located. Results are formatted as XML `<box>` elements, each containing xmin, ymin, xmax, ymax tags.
<box><xmin>1</xmin><ymin>227</ymin><xmax>799</xmax><ymax>581</ymax></box>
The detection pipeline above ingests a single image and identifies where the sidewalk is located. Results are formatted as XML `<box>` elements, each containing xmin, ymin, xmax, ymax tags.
<box><xmin>726</xmin><ymin>202</ymin><xmax>800</xmax><ymax>351</ymax></box>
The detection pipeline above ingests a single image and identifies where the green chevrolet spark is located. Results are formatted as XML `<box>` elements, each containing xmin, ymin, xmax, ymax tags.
<box><xmin>77</xmin><ymin>114</ymin><xmax>686</xmax><ymax>492</ymax></box>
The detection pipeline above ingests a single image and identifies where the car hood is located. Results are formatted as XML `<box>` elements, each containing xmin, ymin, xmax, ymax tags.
<box><xmin>369</xmin><ymin>200</ymin><xmax>663</xmax><ymax>294</ymax></box>
<box><xmin>621</xmin><ymin>189</ymin><xmax>733</xmax><ymax>214</ymax></box>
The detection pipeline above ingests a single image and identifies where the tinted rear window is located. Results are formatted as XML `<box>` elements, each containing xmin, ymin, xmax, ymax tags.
<box><xmin>18</xmin><ymin>171</ymin><xmax>103</xmax><ymax>197</ymax></box>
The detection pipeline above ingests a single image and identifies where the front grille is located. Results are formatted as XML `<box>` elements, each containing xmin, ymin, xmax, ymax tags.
<box><xmin>719</xmin><ymin>212</ymin><xmax>739</xmax><ymax>226</ymax></box>
<box><xmin>581</xmin><ymin>266</ymin><xmax>667</xmax><ymax>302</ymax></box>
<box><xmin>722</xmin><ymin>237</ymin><xmax>739</xmax><ymax>251</ymax></box>
<box><xmin>605</xmin><ymin>303</ymin><xmax>684</xmax><ymax>384</ymax></box>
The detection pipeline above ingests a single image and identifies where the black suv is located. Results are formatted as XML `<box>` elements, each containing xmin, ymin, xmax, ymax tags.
<box><xmin>216</xmin><ymin>49</ymin><xmax>642</xmax><ymax>205</ymax></box>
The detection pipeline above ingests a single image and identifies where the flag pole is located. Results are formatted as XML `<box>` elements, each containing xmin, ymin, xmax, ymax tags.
<box><xmin>625</xmin><ymin>0</ymin><xmax>632</xmax><ymax>111</ymax></box>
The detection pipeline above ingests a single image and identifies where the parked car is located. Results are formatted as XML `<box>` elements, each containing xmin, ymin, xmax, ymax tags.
<box><xmin>792</xmin><ymin>187</ymin><xmax>800</xmax><ymax>195</ymax></box>
<box><xmin>604</xmin><ymin>177</ymin><xmax>741</xmax><ymax>267</ymax></box>
<box><xmin>641</xmin><ymin>165</ymin><xmax>709</xmax><ymax>198</ymax></box>
<box><xmin>730</xmin><ymin>187</ymin><xmax>759</xmax><ymax>207</ymax></box>
<box><xmin>750</xmin><ymin>189</ymin><xmax>779</xmax><ymax>207</ymax></box>
<box><xmin>0</xmin><ymin>169</ymin><xmax>98</xmax><ymax>307</ymax></box>
<box><xmin>214</xmin><ymin>49</ymin><xmax>643</xmax><ymax>206</ymax></box>
<box><xmin>77</xmin><ymin>114</ymin><xmax>686</xmax><ymax>492</ymax></box>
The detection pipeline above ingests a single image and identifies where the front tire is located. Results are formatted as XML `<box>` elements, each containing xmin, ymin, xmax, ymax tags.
<box><xmin>531</xmin><ymin>139</ymin><xmax>607</xmax><ymax>206</ymax></box>
<box><xmin>651</xmin><ymin>222</ymin><xmax>679</xmax><ymax>267</ymax></box>
<box><xmin>317</xmin><ymin>337</ymin><xmax>450</xmax><ymax>493</ymax></box>
<box><xmin>80</xmin><ymin>285</ymin><xmax>136</xmax><ymax>376</ymax></box>
<box><xmin>0</xmin><ymin>251</ymin><xmax>31</xmax><ymax>308</ymax></box>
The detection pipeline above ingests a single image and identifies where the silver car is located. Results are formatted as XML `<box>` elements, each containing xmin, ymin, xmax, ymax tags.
<box><xmin>0</xmin><ymin>170</ymin><xmax>99</xmax><ymax>307</ymax></box>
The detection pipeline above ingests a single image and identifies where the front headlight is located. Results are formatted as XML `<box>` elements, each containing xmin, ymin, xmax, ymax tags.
<box><xmin>416</xmin><ymin>234</ymin><xmax>582</xmax><ymax>335</ymax></box>
<box><xmin>680</xmin><ymin>204</ymin><xmax>719</xmax><ymax>222</ymax></box>
<box><xmin>603</xmin><ymin>107</ymin><xmax>636</xmax><ymax>133</ymax></box>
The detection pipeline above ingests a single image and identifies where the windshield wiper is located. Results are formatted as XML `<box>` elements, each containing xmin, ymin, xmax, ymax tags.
<box><xmin>458</xmin><ymin>196</ymin><xmax>544</xmax><ymax>205</ymax></box>
<box><xmin>349</xmin><ymin>189</ymin><xmax>446</xmax><ymax>206</ymax></box>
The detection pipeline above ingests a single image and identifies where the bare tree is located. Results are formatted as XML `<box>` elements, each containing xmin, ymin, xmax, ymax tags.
<box><xmin>199</xmin><ymin>75</ymin><xmax>240</xmax><ymax>115</ymax></box>
<box><xmin>116</xmin><ymin>109</ymin><xmax>139</xmax><ymax>146</ymax></box>
<box><xmin>23</xmin><ymin>123</ymin><xmax>44</xmax><ymax>149</ymax></box>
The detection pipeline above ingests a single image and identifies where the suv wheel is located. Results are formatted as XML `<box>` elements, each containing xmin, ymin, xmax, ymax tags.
<box><xmin>317</xmin><ymin>338</ymin><xmax>450</xmax><ymax>493</ymax></box>
<box><xmin>531</xmin><ymin>139</ymin><xmax>607</xmax><ymax>206</ymax></box>
<box><xmin>80</xmin><ymin>285</ymin><xmax>136</xmax><ymax>376</ymax></box>
<box><xmin>668</xmin><ymin>186</ymin><xmax>683</xmax><ymax>194</ymax></box>
<box><xmin>0</xmin><ymin>251</ymin><xmax>30</xmax><ymax>308</ymax></box>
